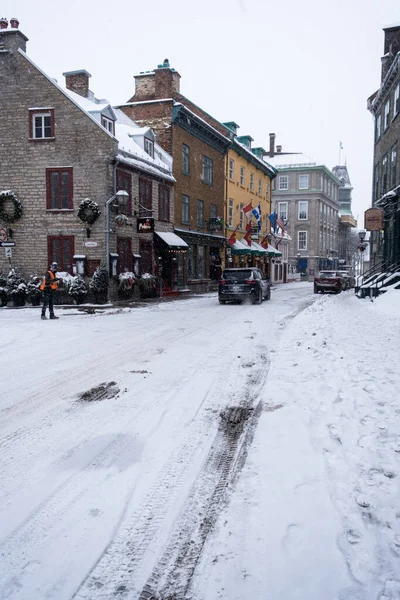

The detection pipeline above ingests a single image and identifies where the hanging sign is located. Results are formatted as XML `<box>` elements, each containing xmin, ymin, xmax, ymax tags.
<box><xmin>137</xmin><ymin>217</ymin><xmax>154</xmax><ymax>233</ymax></box>
<box><xmin>364</xmin><ymin>208</ymin><xmax>383</xmax><ymax>231</ymax></box>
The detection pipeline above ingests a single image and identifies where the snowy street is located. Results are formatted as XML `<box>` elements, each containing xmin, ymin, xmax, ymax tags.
<box><xmin>0</xmin><ymin>283</ymin><xmax>400</xmax><ymax>600</ymax></box>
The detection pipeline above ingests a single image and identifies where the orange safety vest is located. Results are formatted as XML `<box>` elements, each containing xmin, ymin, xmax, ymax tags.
<box><xmin>40</xmin><ymin>270</ymin><xmax>58</xmax><ymax>291</ymax></box>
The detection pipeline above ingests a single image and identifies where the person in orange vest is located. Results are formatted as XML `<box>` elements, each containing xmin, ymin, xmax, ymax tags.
<box><xmin>40</xmin><ymin>262</ymin><xmax>59</xmax><ymax>320</ymax></box>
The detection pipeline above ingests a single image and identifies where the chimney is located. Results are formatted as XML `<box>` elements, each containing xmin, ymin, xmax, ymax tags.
<box><xmin>0</xmin><ymin>17</ymin><xmax>8</xmax><ymax>29</ymax></box>
<box><xmin>63</xmin><ymin>69</ymin><xmax>92</xmax><ymax>98</ymax></box>
<box><xmin>10</xmin><ymin>17</ymin><xmax>19</xmax><ymax>28</ymax></box>
<box><xmin>0</xmin><ymin>18</ymin><xmax>28</xmax><ymax>52</ymax></box>
<box><xmin>276</xmin><ymin>145</ymin><xmax>282</xmax><ymax>153</ymax></box>
<box><xmin>269</xmin><ymin>133</ymin><xmax>276</xmax><ymax>157</ymax></box>
<box><xmin>381</xmin><ymin>25</ymin><xmax>400</xmax><ymax>81</ymax></box>
<box><xmin>154</xmin><ymin>59</ymin><xmax>180</xmax><ymax>98</ymax></box>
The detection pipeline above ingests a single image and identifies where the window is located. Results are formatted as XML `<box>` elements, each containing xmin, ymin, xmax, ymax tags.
<box><xmin>278</xmin><ymin>202</ymin><xmax>288</xmax><ymax>221</ymax></box>
<box><xmin>299</xmin><ymin>174</ymin><xmax>309</xmax><ymax>189</ymax></box>
<box><xmin>298</xmin><ymin>231</ymin><xmax>307</xmax><ymax>250</ymax></box>
<box><xmin>139</xmin><ymin>178</ymin><xmax>152</xmax><ymax>218</ymax></box>
<box><xmin>197</xmin><ymin>245</ymin><xmax>205</xmax><ymax>278</ymax></box>
<box><xmin>374</xmin><ymin>164</ymin><xmax>380</xmax><ymax>201</ymax></box>
<box><xmin>182</xmin><ymin>194</ymin><xmax>190</xmax><ymax>224</ymax></box>
<box><xmin>382</xmin><ymin>154</ymin><xmax>388</xmax><ymax>194</ymax></box>
<box><xmin>394</xmin><ymin>84</ymin><xmax>400</xmax><ymax>119</ymax></box>
<box><xmin>391</xmin><ymin>145</ymin><xmax>397</xmax><ymax>187</ymax></box>
<box><xmin>239</xmin><ymin>203</ymin><xmax>244</xmax><ymax>229</ymax></box>
<box><xmin>202</xmin><ymin>156</ymin><xmax>213</xmax><ymax>185</ymax></box>
<box><xmin>197</xmin><ymin>199</ymin><xmax>204</xmax><ymax>227</ymax></box>
<box><xmin>159</xmin><ymin>185</ymin><xmax>170</xmax><ymax>221</ymax></box>
<box><xmin>298</xmin><ymin>201</ymin><xmax>308</xmax><ymax>220</ymax></box>
<box><xmin>240</xmin><ymin>166</ymin><xmax>245</xmax><ymax>186</ymax></box>
<box><xmin>30</xmin><ymin>109</ymin><xmax>54</xmax><ymax>139</ymax></box>
<box><xmin>139</xmin><ymin>239</ymin><xmax>153</xmax><ymax>274</ymax></box>
<box><xmin>144</xmin><ymin>137</ymin><xmax>154</xmax><ymax>158</ymax></box>
<box><xmin>117</xmin><ymin>237</ymin><xmax>133</xmax><ymax>273</ymax></box>
<box><xmin>250</xmin><ymin>172</ymin><xmax>254</xmax><ymax>191</ymax></box>
<box><xmin>279</xmin><ymin>175</ymin><xmax>288</xmax><ymax>190</ymax></box>
<box><xmin>384</xmin><ymin>100</ymin><xmax>390</xmax><ymax>130</ymax></box>
<box><xmin>101</xmin><ymin>116</ymin><xmax>114</xmax><ymax>135</ymax></box>
<box><xmin>228</xmin><ymin>198</ymin><xmax>234</xmax><ymax>227</ymax></box>
<box><xmin>182</xmin><ymin>144</ymin><xmax>190</xmax><ymax>175</ymax></box>
<box><xmin>376</xmin><ymin>114</ymin><xmax>382</xmax><ymax>141</ymax></box>
<box><xmin>266</xmin><ymin>181</ymin><xmax>269</xmax><ymax>197</ymax></box>
<box><xmin>46</xmin><ymin>168</ymin><xmax>73</xmax><ymax>210</ymax></box>
<box><xmin>116</xmin><ymin>169</ymin><xmax>132</xmax><ymax>216</ymax></box>
<box><xmin>258</xmin><ymin>179</ymin><xmax>262</xmax><ymax>196</ymax></box>
<box><xmin>47</xmin><ymin>235</ymin><xmax>74</xmax><ymax>272</ymax></box>
<box><xmin>229</xmin><ymin>159</ymin><xmax>235</xmax><ymax>180</ymax></box>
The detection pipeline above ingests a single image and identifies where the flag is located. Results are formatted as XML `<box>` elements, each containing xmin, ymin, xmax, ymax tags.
<box><xmin>276</xmin><ymin>215</ymin><xmax>285</xmax><ymax>234</ymax></box>
<box><xmin>243</xmin><ymin>202</ymin><xmax>252</xmax><ymax>217</ymax></box>
<box><xmin>340</xmin><ymin>141</ymin><xmax>343</xmax><ymax>150</ymax></box>
<box><xmin>268</xmin><ymin>211</ymin><xmax>277</xmax><ymax>232</ymax></box>
<box><xmin>243</xmin><ymin>222</ymin><xmax>252</xmax><ymax>246</ymax></box>
<box><xmin>260</xmin><ymin>234</ymin><xmax>269</xmax><ymax>249</ymax></box>
<box><xmin>227</xmin><ymin>225</ymin><xmax>238</xmax><ymax>246</ymax></box>
<box><xmin>252</xmin><ymin>203</ymin><xmax>262</xmax><ymax>229</ymax></box>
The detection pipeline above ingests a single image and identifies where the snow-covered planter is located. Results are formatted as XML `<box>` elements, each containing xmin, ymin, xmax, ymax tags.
<box><xmin>7</xmin><ymin>269</ymin><xmax>28</xmax><ymax>306</ymax></box>
<box><xmin>89</xmin><ymin>266</ymin><xmax>109</xmax><ymax>304</ymax></box>
<box><xmin>118</xmin><ymin>272</ymin><xmax>136</xmax><ymax>298</ymax></box>
<box><xmin>139</xmin><ymin>273</ymin><xmax>159</xmax><ymax>298</ymax></box>
<box><xmin>68</xmin><ymin>275</ymin><xmax>88</xmax><ymax>305</ymax></box>
<box><xmin>27</xmin><ymin>275</ymin><xmax>42</xmax><ymax>306</ymax></box>
<box><xmin>77</xmin><ymin>198</ymin><xmax>100</xmax><ymax>225</ymax></box>
<box><xmin>0</xmin><ymin>190</ymin><xmax>23</xmax><ymax>223</ymax></box>
<box><xmin>0</xmin><ymin>272</ymin><xmax>8</xmax><ymax>307</ymax></box>
<box><xmin>115</xmin><ymin>214</ymin><xmax>129</xmax><ymax>227</ymax></box>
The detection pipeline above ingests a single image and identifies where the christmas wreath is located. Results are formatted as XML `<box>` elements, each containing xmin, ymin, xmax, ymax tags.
<box><xmin>0</xmin><ymin>190</ymin><xmax>23</xmax><ymax>223</ymax></box>
<box><xmin>77</xmin><ymin>198</ymin><xmax>100</xmax><ymax>225</ymax></box>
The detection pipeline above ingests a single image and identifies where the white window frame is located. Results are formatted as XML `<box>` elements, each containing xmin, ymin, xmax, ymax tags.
<box><xmin>298</xmin><ymin>230</ymin><xmax>307</xmax><ymax>250</ymax></box>
<box><xmin>240</xmin><ymin>166</ymin><xmax>245</xmax><ymax>186</ymax></box>
<box><xmin>266</xmin><ymin>181</ymin><xmax>269</xmax><ymax>197</ymax></box>
<box><xmin>278</xmin><ymin>201</ymin><xmax>288</xmax><ymax>221</ymax></box>
<box><xmin>258</xmin><ymin>178</ymin><xmax>262</xmax><ymax>196</ymax></box>
<box><xmin>250</xmin><ymin>172</ymin><xmax>254</xmax><ymax>191</ymax></box>
<box><xmin>279</xmin><ymin>175</ymin><xmax>288</xmax><ymax>190</ymax></box>
<box><xmin>384</xmin><ymin>100</ymin><xmax>390</xmax><ymax>130</ymax></box>
<box><xmin>101</xmin><ymin>116</ymin><xmax>115</xmax><ymax>135</ymax></box>
<box><xmin>228</xmin><ymin>198</ymin><xmax>234</xmax><ymax>227</ymax></box>
<box><xmin>298</xmin><ymin>201</ymin><xmax>308</xmax><ymax>220</ymax></box>
<box><xmin>299</xmin><ymin>174</ymin><xmax>309</xmax><ymax>190</ymax></box>
<box><xmin>376</xmin><ymin>114</ymin><xmax>382</xmax><ymax>140</ymax></box>
<box><xmin>144</xmin><ymin>137</ymin><xmax>154</xmax><ymax>158</ymax></box>
<box><xmin>229</xmin><ymin>158</ymin><xmax>235</xmax><ymax>180</ymax></box>
<box><xmin>32</xmin><ymin>112</ymin><xmax>53</xmax><ymax>139</ymax></box>
<box><xmin>239</xmin><ymin>203</ymin><xmax>244</xmax><ymax>229</ymax></box>
<box><xmin>394</xmin><ymin>84</ymin><xmax>400</xmax><ymax>119</ymax></box>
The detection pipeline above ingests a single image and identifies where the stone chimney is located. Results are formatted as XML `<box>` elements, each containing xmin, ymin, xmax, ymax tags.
<box><xmin>269</xmin><ymin>133</ymin><xmax>276</xmax><ymax>157</ymax></box>
<box><xmin>63</xmin><ymin>69</ymin><xmax>92</xmax><ymax>98</ymax></box>
<box><xmin>0</xmin><ymin>18</ymin><xmax>28</xmax><ymax>53</ymax></box>
<box><xmin>131</xmin><ymin>59</ymin><xmax>181</xmax><ymax>101</ymax></box>
<box><xmin>381</xmin><ymin>25</ymin><xmax>400</xmax><ymax>81</ymax></box>
<box><xmin>276</xmin><ymin>145</ymin><xmax>282</xmax><ymax>153</ymax></box>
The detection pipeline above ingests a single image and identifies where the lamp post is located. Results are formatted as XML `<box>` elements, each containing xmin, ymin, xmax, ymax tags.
<box><xmin>105</xmin><ymin>190</ymin><xmax>129</xmax><ymax>276</ymax></box>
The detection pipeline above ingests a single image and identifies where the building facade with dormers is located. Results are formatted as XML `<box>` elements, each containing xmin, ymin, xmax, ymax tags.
<box><xmin>0</xmin><ymin>21</ymin><xmax>181</xmax><ymax>294</ymax></box>
<box><xmin>367</xmin><ymin>24</ymin><xmax>400</xmax><ymax>268</ymax></box>
<box><xmin>266</xmin><ymin>136</ymin><xmax>341</xmax><ymax>277</ymax></box>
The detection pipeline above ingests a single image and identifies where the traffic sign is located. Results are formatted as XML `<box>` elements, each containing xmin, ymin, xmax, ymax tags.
<box><xmin>0</xmin><ymin>228</ymin><xmax>7</xmax><ymax>242</ymax></box>
<box><xmin>5</xmin><ymin>247</ymin><xmax>12</xmax><ymax>258</ymax></box>
<box><xmin>83</xmin><ymin>241</ymin><xmax>98</xmax><ymax>247</ymax></box>
<box><xmin>0</xmin><ymin>241</ymin><xmax>15</xmax><ymax>247</ymax></box>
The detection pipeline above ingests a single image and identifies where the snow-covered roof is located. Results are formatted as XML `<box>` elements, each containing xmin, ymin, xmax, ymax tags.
<box><xmin>266</xmin><ymin>153</ymin><xmax>319</xmax><ymax>168</ymax></box>
<box><xmin>332</xmin><ymin>165</ymin><xmax>352</xmax><ymax>187</ymax></box>
<box><xmin>155</xmin><ymin>231</ymin><xmax>188</xmax><ymax>247</ymax></box>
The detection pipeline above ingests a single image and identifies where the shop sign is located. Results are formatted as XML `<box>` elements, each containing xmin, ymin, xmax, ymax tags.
<box><xmin>137</xmin><ymin>217</ymin><xmax>154</xmax><ymax>233</ymax></box>
<box><xmin>364</xmin><ymin>207</ymin><xmax>383</xmax><ymax>231</ymax></box>
<box><xmin>251</xmin><ymin>225</ymin><xmax>259</xmax><ymax>240</ymax></box>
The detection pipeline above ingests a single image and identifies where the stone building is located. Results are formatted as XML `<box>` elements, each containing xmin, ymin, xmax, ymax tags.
<box><xmin>266</xmin><ymin>135</ymin><xmax>340</xmax><ymax>276</ymax></box>
<box><xmin>117</xmin><ymin>60</ymin><xmax>231</xmax><ymax>292</ymax></box>
<box><xmin>0</xmin><ymin>21</ymin><xmax>179</xmax><ymax>296</ymax></box>
<box><xmin>367</xmin><ymin>24</ymin><xmax>400</xmax><ymax>268</ymax></box>
<box><xmin>332</xmin><ymin>165</ymin><xmax>357</xmax><ymax>268</ymax></box>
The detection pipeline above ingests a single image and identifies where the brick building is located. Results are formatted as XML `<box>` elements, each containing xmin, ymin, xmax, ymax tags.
<box><xmin>117</xmin><ymin>60</ymin><xmax>231</xmax><ymax>292</ymax></box>
<box><xmin>367</xmin><ymin>24</ymin><xmax>400</xmax><ymax>268</ymax></box>
<box><xmin>0</xmin><ymin>22</ymin><xmax>179</xmax><ymax>296</ymax></box>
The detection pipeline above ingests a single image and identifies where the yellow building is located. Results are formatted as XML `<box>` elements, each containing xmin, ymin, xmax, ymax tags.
<box><xmin>222</xmin><ymin>122</ymin><xmax>277</xmax><ymax>271</ymax></box>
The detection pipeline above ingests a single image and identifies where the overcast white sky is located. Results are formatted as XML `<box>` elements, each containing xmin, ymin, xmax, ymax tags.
<box><xmin>4</xmin><ymin>0</ymin><xmax>400</xmax><ymax>223</ymax></box>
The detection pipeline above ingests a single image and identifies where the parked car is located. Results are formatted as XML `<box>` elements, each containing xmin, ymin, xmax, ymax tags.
<box><xmin>337</xmin><ymin>270</ymin><xmax>355</xmax><ymax>289</ymax></box>
<box><xmin>218</xmin><ymin>268</ymin><xmax>271</xmax><ymax>304</ymax></box>
<box><xmin>314</xmin><ymin>270</ymin><xmax>346</xmax><ymax>294</ymax></box>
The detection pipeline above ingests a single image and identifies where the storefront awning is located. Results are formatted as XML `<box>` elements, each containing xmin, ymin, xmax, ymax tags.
<box><xmin>250</xmin><ymin>241</ymin><xmax>268</xmax><ymax>255</ymax></box>
<box><xmin>231</xmin><ymin>240</ymin><xmax>253</xmax><ymax>255</ymax></box>
<box><xmin>264</xmin><ymin>244</ymin><xmax>282</xmax><ymax>257</ymax></box>
<box><xmin>155</xmin><ymin>231</ymin><xmax>188</xmax><ymax>250</ymax></box>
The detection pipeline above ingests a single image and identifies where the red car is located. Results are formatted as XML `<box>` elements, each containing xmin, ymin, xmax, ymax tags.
<box><xmin>314</xmin><ymin>270</ymin><xmax>345</xmax><ymax>294</ymax></box>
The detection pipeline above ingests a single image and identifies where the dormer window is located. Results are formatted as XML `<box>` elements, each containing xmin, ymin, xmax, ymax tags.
<box><xmin>101</xmin><ymin>116</ymin><xmax>114</xmax><ymax>135</ymax></box>
<box><xmin>29</xmin><ymin>108</ymin><xmax>55</xmax><ymax>140</ymax></box>
<box><xmin>144</xmin><ymin>137</ymin><xmax>154</xmax><ymax>158</ymax></box>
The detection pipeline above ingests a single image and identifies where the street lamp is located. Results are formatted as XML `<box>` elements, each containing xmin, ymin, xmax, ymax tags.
<box><xmin>105</xmin><ymin>190</ymin><xmax>129</xmax><ymax>276</ymax></box>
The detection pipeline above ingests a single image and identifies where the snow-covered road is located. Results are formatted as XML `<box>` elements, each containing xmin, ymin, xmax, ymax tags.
<box><xmin>0</xmin><ymin>284</ymin><xmax>399</xmax><ymax>600</ymax></box>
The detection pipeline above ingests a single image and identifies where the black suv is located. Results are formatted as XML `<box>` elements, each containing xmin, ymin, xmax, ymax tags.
<box><xmin>218</xmin><ymin>268</ymin><xmax>271</xmax><ymax>304</ymax></box>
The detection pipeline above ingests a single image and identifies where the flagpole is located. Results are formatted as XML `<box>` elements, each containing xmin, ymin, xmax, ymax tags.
<box><xmin>339</xmin><ymin>142</ymin><xmax>341</xmax><ymax>166</ymax></box>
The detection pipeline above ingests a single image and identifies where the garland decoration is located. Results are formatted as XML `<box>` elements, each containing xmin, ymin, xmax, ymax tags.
<box><xmin>77</xmin><ymin>198</ymin><xmax>100</xmax><ymax>225</ymax></box>
<box><xmin>0</xmin><ymin>190</ymin><xmax>23</xmax><ymax>223</ymax></box>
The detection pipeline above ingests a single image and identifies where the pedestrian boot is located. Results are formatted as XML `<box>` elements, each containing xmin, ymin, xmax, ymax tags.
<box><xmin>41</xmin><ymin>315</ymin><xmax>47</xmax><ymax>320</ymax></box>
<box><xmin>50</xmin><ymin>315</ymin><xmax>59</xmax><ymax>319</ymax></box>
